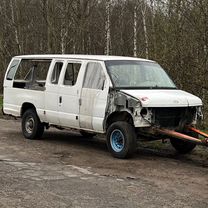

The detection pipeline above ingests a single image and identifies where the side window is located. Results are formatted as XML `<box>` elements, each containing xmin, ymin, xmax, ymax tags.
<box><xmin>14</xmin><ymin>59</ymin><xmax>51</xmax><ymax>81</ymax></box>
<box><xmin>12</xmin><ymin>59</ymin><xmax>51</xmax><ymax>90</ymax></box>
<box><xmin>51</xmin><ymin>62</ymin><xmax>63</xmax><ymax>84</ymax></box>
<box><xmin>83</xmin><ymin>62</ymin><xmax>106</xmax><ymax>90</ymax></box>
<box><xmin>6</xmin><ymin>59</ymin><xmax>20</xmax><ymax>80</ymax></box>
<box><xmin>64</xmin><ymin>63</ymin><xmax>81</xmax><ymax>86</ymax></box>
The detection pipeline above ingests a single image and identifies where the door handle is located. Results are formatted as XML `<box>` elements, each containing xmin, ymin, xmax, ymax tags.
<box><xmin>59</xmin><ymin>96</ymin><xmax>62</xmax><ymax>104</ymax></box>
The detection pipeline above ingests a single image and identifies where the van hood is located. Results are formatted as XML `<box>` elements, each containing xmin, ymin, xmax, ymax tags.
<box><xmin>121</xmin><ymin>89</ymin><xmax>202</xmax><ymax>107</ymax></box>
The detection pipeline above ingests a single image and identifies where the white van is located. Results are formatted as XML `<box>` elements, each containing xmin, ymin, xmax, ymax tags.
<box><xmin>3</xmin><ymin>55</ymin><xmax>203</xmax><ymax>158</ymax></box>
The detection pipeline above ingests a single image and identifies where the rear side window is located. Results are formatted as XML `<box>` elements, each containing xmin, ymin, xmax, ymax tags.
<box><xmin>6</xmin><ymin>59</ymin><xmax>20</xmax><ymax>80</ymax></box>
<box><xmin>83</xmin><ymin>62</ymin><xmax>106</xmax><ymax>90</ymax></box>
<box><xmin>14</xmin><ymin>59</ymin><xmax>51</xmax><ymax>81</ymax></box>
<box><xmin>64</xmin><ymin>63</ymin><xmax>81</xmax><ymax>86</ymax></box>
<box><xmin>51</xmin><ymin>62</ymin><xmax>63</xmax><ymax>84</ymax></box>
<box><xmin>12</xmin><ymin>59</ymin><xmax>51</xmax><ymax>90</ymax></box>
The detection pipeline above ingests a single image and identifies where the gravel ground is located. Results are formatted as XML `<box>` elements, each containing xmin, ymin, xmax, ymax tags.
<box><xmin>0</xmin><ymin>118</ymin><xmax>208</xmax><ymax>208</ymax></box>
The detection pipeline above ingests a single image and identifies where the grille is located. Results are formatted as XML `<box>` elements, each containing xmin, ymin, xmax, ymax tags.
<box><xmin>153</xmin><ymin>107</ymin><xmax>187</xmax><ymax>128</ymax></box>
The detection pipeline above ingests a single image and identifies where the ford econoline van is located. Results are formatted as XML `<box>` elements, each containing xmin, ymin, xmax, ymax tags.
<box><xmin>3</xmin><ymin>55</ymin><xmax>203</xmax><ymax>158</ymax></box>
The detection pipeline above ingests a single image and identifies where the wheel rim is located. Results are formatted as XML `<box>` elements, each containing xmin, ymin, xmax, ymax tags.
<box><xmin>110</xmin><ymin>129</ymin><xmax>125</xmax><ymax>152</ymax></box>
<box><xmin>25</xmin><ymin>116</ymin><xmax>35</xmax><ymax>134</ymax></box>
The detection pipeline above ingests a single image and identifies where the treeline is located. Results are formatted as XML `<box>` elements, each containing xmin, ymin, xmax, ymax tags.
<box><xmin>0</xmin><ymin>0</ymin><xmax>208</xmax><ymax>124</ymax></box>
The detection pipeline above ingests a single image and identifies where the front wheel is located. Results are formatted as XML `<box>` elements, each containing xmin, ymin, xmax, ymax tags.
<box><xmin>22</xmin><ymin>109</ymin><xmax>44</xmax><ymax>139</ymax></box>
<box><xmin>106</xmin><ymin>121</ymin><xmax>137</xmax><ymax>159</ymax></box>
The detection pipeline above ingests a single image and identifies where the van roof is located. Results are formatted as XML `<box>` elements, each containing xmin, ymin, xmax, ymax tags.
<box><xmin>14</xmin><ymin>54</ymin><xmax>154</xmax><ymax>62</ymax></box>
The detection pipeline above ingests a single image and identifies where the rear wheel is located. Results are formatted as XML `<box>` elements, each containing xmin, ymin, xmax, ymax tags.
<box><xmin>22</xmin><ymin>109</ymin><xmax>44</xmax><ymax>139</ymax></box>
<box><xmin>106</xmin><ymin>121</ymin><xmax>137</xmax><ymax>159</ymax></box>
<box><xmin>170</xmin><ymin>131</ymin><xmax>197</xmax><ymax>154</ymax></box>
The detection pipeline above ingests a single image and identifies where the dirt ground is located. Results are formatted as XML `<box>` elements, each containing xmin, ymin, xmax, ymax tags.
<box><xmin>0</xmin><ymin>118</ymin><xmax>208</xmax><ymax>208</ymax></box>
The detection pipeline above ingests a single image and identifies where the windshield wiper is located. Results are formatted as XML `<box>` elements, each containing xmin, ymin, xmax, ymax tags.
<box><xmin>114</xmin><ymin>86</ymin><xmax>177</xmax><ymax>90</ymax></box>
<box><xmin>150</xmin><ymin>86</ymin><xmax>177</xmax><ymax>89</ymax></box>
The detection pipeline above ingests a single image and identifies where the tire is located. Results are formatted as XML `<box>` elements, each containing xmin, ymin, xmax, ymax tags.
<box><xmin>22</xmin><ymin>109</ymin><xmax>44</xmax><ymax>140</ymax></box>
<box><xmin>106</xmin><ymin>121</ymin><xmax>137</xmax><ymax>159</ymax></box>
<box><xmin>170</xmin><ymin>131</ymin><xmax>197</xmax><ymax>154</ymax></box>
<box><xmin>80</xmin><ymin>130</ymin><xmax>96</xmax><ymax>138</ymax></box>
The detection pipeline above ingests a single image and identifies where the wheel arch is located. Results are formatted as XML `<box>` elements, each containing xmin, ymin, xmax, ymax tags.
<box><xmin>104</xmin><ymin>110</ymin><xmax>134</xmax><ymax>131</ymax></box>
<box><xmin>21</xmin><ymin>102</ymin><xmax>36</xmax><ymax>117</ymax></box>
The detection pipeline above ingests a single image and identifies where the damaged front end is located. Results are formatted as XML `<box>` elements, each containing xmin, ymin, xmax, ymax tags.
<box><xmin>104</xmin><ymin>89</ymin><xmax>152</xmax><ymax>130</ymax></box>
<box><xmin>105</xmin><ymin>89</ymin><xmax>203</xmax><ymax>133</ymax></box>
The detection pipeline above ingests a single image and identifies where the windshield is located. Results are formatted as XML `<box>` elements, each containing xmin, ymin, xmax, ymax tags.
<box><xmin>105</xmin><ymin>60</ymin><xmax>176</xmax><ymax>89</ymax></box>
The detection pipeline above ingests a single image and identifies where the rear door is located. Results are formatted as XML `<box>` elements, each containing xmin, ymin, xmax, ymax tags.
<box><xmin>45</xmin><ymin>60</ymin><xmax>65</xmax><ymax>125</ymax></box>
<box><xmin>58</xmin><ymin>60</ymin><xmax>82</xmax><ymax>128</ymax></box>
<box><xmin>79</xmin><ymin>61</ymin><xmax>109</xmax><ymax>132</ymax></box>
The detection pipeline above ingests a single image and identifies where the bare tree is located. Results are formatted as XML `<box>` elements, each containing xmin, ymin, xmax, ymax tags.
<box><xmin>9</xmin><ymin>0</ymin><xmax>22</xmax><ymax>54</ymax></box>
<box><xmin>133</xmin><ymin>4</ymin><xmax>138</xmax><ymax>57</ymax></box>
<box><xmin>105</xmin><ymin>0</ymin><xmax>111</xmax><ymax>55</ymax></box>
<box><xmin>141</xmin><ymin>0</ymin><xmax>149</xmax><ymax>59</ymax></box>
